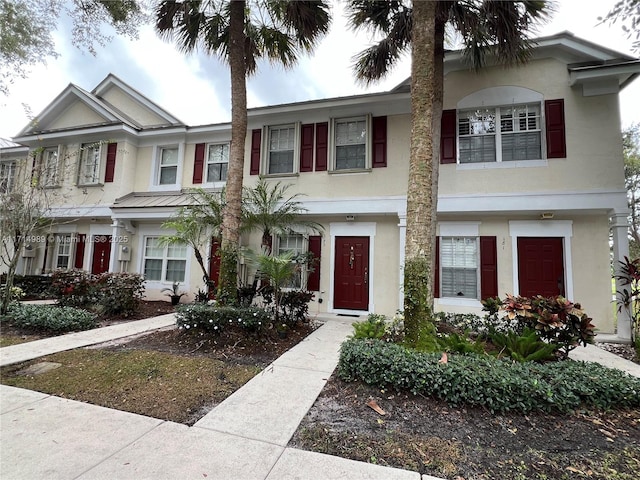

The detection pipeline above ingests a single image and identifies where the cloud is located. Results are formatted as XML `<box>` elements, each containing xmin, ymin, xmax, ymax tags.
<box><xmin>0</xmin><ymin>0</ymin><xmax>638</xmax><ymax>139</ymax></box>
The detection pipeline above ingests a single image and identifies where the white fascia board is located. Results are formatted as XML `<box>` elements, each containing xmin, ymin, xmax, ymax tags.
<box><xmin>300</xmin><ymin>196</ymin><xmax>407</xmax><ymax>216</ymax></box>
<box><xmin>13</xmin><ymin>124</ymin><xmax>139</xmax><ymax>145</ymax></box>
<box><xmin>438</xmin><ymin>190</ymin><xmax>628</xmax><ymax>213</ymax></box>
<box><xmin>569</xmin><ymin>62</ymin><xmax>640</xmax><ymax>87</ymax></box>
<box><xmin>111</xmin><ymin>209</ymin><xmax>181</xmax><ymax>220</ymax></box>
<box><xmin>248</xmin><ymin>92</ymin><xmax>410</xmax><ymax>120</ymax></box>
<box><xmin>45</xmin><ymin>206</ymin><xmax>113</xmax><ymax>218</ymax></box>
<box><xmin>186</xmin><ymin>124</ymin><xmax>232</xmax><ymax>141</ymax></box>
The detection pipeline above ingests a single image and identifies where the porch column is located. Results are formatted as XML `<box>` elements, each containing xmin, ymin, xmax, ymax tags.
<box><xmin>109</xmin><ymin>219</ymin><xmax>121</xmax><ymax>273</ymax></box>
<box><xmin>611</xmin><ymin>211</ymin><xmax>632</xmax><ymax>340</ymax></box>
<box><xmin>398</xmin><ymin>213</ymin><xmax>406</xmax><ymax>311</ymax></box>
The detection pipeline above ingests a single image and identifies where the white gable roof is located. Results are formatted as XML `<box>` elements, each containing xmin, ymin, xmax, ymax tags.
<box><xmin>16</xmin><ymin>74</ymin><xmax>183</xmax><ymax>138</ymax></box>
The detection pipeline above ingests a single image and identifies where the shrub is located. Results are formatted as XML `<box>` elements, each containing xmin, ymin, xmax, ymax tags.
<box><xmin>352</xmin><ymin>314</ymin><xmax>387</xmax><ymax>340</ymax></box>
<box><xmin>50</xmin><ymin>270</ymin><xmax>96</xmax><ymax>307</ymax></box>
<box><xmin>256</xmin><ymin>287</ymin><xmax>314</xmax><ymax>326</ymax></box>
<box><xmin>8</xmin><ymin>303</ymin><xmax>97</xmax><ymax>332</ymax></box>
<box><xmin>175</xmin><ymin>304</ymin><xmax>271</xmax><ymax>335</ymax></box>
<box><xmin>438</xmin><ymin>331</ymin><xmax>485</xmax><ymax>355</ymax></box>
<box><xmin>338</xmin><ymin>338</ymin><xmax>640</xmax><ymax>413</ymax></box>
<box><xmin>489</xmin><ymin>328</ymin><xmax>557</xmax><ymax>362</ymax></box>
<box><xmin>93</xmin><ymin>273</ymin><xmax>145</xmax><ymax>316</ymax></box>
<box><xmin>280</xmin><ymin>290</ymin><xmax>314</xmax><ymax>325</ymax></box>
<box><xmin>482</xmin><ymin>294</ymin><xmax>596</xmax><ymax>355</ymax></box>
<box><xmin>50</xmin><ymin>270</ymin><xmax>144</xmax><ymax>316</ymax></box>
<box><xmin>1</xmin><ymin>274</ymin><xmax>53</xmax><ymax>299</ymax></box>
<box><xmin>0</xmin><ymin>286</ymin><xmax>24</xmax><ymax>302</ymax></box>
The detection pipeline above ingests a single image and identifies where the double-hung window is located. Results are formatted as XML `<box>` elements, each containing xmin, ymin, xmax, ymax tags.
<box><xmin>42</xmin><ymin>147</ymin><xmax>59</xmax><ymax>186</ymax></box>
<box><xmin>499</xmin><ymin>104</ymin><xmax>541</xmax><ymax>161</ymax></box>
<box><xmin>143</xmin><ymin>237</ymin><xmax>187</xmax><ymax>283</ymax></box>
<box><xmin>207</xmin><ymin>143</ymin><xmax>229</xmax><ymax>182</ymax></box>
<box><xmin>158</xmin><ymin>147</ymin><xmax>178</xmax><ymax>185</ymax></box>
<box><xmin>458</xmin><ymin>103</ymin><xmax>541</xmax><ymax>164</ymax></box>
<box><xmin>334</xmin><ymin>117</ymin><xmax>367</xmax><ymax>170</ymax></box>
<box><xmin>78</xmin><ymin>143</ymin><xmax>101</xmax><ymax>185</ymax></box>
<box><xmin>268</xmin><ymin>125</ymin><xmax>295</xmax><ymax>174</ymax></box>
<box><xmin>56</xmin><ymin>236</ymin><xmax>72</xmax><ymax>269</ymax></box>
<box><xmin>277</xmin><ymin>234</ymin><xmax>305</xmax><ymax>289</ymax></box>
<box><xmin>440</xmin><ymin>237</ymin><xmax>479</xmax><ymax>299</ymax></box>
<box><xmin>0</xmin><ymin>162</ymin><xmax>16</xmax><ymax>193</ymax></box>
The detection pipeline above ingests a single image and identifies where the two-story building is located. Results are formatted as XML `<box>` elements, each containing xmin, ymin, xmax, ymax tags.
<box><xmin>2</xmin><ymin>32</ymin><xmax>638</xmax><ymax>337</ymax></box>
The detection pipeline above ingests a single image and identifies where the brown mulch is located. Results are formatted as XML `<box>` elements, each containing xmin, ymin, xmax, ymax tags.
<box><xmin>291</xmin><ymin>376</ymin><xmax>640</xmax><ymax>480</ymax></box>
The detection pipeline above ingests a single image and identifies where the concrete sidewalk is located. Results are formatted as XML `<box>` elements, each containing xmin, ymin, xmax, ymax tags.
<box><xmin>1</xmin><ymin>316</ymin><xmax>441</xmax><ymax>480</ymax></box>
<box><xmin>0</xmin><ymin>314</ymin><xmax>176</xmax><ymax>367</ymax></box>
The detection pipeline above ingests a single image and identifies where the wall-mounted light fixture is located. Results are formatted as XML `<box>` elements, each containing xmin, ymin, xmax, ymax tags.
<box><xmin>540</xmin><ymin>212</ymin><xmax>554</xmax><ymax>219</ymax></box>
<box><xmin>346</xmin><ymin>215</ymin><xmax>355</xmax><ymax>222</ymax></box>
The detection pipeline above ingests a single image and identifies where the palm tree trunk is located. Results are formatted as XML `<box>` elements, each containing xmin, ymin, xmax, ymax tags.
<box><xmin>217</xmin><ymin>0</ymin><xmax>247</xmax><ymax>305</ymax></box>
<box><xmin>403</xmin><ymin>0</ymin><xmax>438</xmax><ymax>345</ymax></box>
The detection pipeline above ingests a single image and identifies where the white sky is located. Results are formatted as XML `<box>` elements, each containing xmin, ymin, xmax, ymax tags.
<box><xmin>0</xmin><ymin>0</ymin><xmax>638</xmax><ymax>140</ymax></box>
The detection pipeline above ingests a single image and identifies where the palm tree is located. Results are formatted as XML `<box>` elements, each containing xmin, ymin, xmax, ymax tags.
<box><xmin>243</xmin><ymin>178</ymin><xmax>323</xmax><ymax>255</ymax></box>
<box><xmin>346</xmin><ymin>0</ymin><xmax>550</xmax><ymax>344</ymax></box>
<box><xmin>156</xmin><ymin>0</ymin><xmax>330</xmax><ymax>304</ymax></box>
<box><xmin>159</xmin><ymin>188</ymin><xmax>226</xmax><ymax>287</ymax></box>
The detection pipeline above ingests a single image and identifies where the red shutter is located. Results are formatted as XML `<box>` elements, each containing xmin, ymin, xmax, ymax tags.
<box><xmin>372</xmin><ymin>116</ymin><xmax>387</xmax><ymax>168</ymax></box>
<box><xmin>545</xmin><ymin>99</ymin><xmax>566</xmax><ymax>159</ymax></box>
<box><xmin>315</xmin><ymin>122</ymin><xmax>328</xmax><ymax>171</ymax></box>
<box><xmin>74</xmin><ymin>234</ymin><xmax>86</xmax><ymax>269</ymax></box>
<box><xmin>193</xmin><ymin>143</ymin><xmax>205</xmax><ymax>184</ymax></box>
<box><xmin>300</xmin><ymin>124</ymin><xmax>314</xmax><ymax>173</ymax></box>
<box><xmin>250</xmin><ymin>129</ymin><xmax>261</xmax><ymax>175</ymax></box>
<box><xmin>307</xmin><ymin>235</ymin><xmax>322</xmax><ymax>291</ymax></box>
<box><xmin>105</xmin><ymin>143</ymin><xmax>117</xmax><ymax>182</ymax></box>
<box><xmin>440</xmin><ymin>109</ymin><xmax>457</xmax><ymax>164</ymax></box>
<box><xmin>434</xmin><ymin>236</ymin><xmax>440</xmax><ymax>298</ymax></box>
<box><xmin>480</xmin><ymin>236</ymin><xmax>498</xmax><ymax>300</ymax></box>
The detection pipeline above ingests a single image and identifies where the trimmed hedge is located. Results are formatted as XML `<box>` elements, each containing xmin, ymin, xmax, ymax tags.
<box><xmin>175</xmin><ymin>304</ymin><xmax>272</xmax><ymax>335</ymax></box>
<box><xmin>50</xmin><ymin>270</ymin><xmax>145</xmax><ymax>316</ymax></box>
<box><xmin>7</xmin><ymin>303</ymin><xmax>97</xmax><ymax>332</ymax></box>
<box><xmin>338</xmin><ymin>338</ymin><xmax>640</xmax><ymax>413</ymax></box>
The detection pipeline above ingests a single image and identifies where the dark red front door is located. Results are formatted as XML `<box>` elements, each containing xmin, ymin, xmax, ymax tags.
<box><xmin>517</xmin><ymin>237</ymin><xmax>564</xmax><ymax>297</ymax></box>
<box><xmin>208</xmin><ymin>237</ymin><xmax>221</xmax><ymax>297</ymax></box>
<box><xmin>91</xmin><ymin>235</ymin><xmax>111</xmax><ymax>274</ymax></box>
<box><xmin>334</xmin><ymin>236</ymin><xmax>369</xmax><ymax>310</ymax></box>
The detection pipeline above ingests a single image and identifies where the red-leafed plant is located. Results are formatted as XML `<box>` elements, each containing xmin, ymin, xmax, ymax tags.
<box><xmin>614</xmin><ymin>256</ymin><xmax>640</xmax><ymax>345</ymax></box>
<box><xmin>482</xmin><ymin>294</ymin><xmax>596</xmax><ymax>356</ymax></box>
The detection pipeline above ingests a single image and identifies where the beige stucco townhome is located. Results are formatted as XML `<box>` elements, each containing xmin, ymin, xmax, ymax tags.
<box><xmin>1</xmin><ymin>32</ymin><xmax>638</xmax><ymax>339</ymax></box>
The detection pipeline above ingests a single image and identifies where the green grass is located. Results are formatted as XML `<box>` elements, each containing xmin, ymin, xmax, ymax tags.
<box><xmin>0</xmin><ymin>348</ymin><xmax>261</xmax><ymax>424</ymax></box>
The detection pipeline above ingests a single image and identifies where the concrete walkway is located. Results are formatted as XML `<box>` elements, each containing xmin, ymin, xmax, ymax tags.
<box><xmin>0</xmin><ymin>314</ymin><xmax>176</xmax><ymax>367</ymax></box>
<box><xmin>2</xmin><ymin>313</ymin><xmax>639</xmax><ymax>480</ymax></box>
<box><xmin>1</xmin><ymin>315</ymin><xmax>441</xmax><ymax>480</ymax></box>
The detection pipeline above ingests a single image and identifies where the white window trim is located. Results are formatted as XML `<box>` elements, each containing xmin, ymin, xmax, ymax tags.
<box><xmin>508</xmin><ymin>220</ymin><xmax>574</xmax><ymax>299</ymax></box>
<box><xmin>275</xmin><ymin>233</ymin><xmax>309</xmax><ymax>290</ymax></box>
<box><xmin>77</xmin><ymin>142</ymin><xmax>104</xmax><ymax>186</ymax></box>
<box><xmin>439</xmin><ymin>236</ymin><xmax>481</xmax><ymax>302</ymax></box>
<box><xmin>137</xmin><ymin>227</ymin><xmax>191</xmax><ymax>289</ymax></box>
<box><xmin>150</xmin><ymin>143</ymin><xmax>184</xmax><ymax>191</ymax></box>
<box><xmin>437</xmin><ymin>222</ymin><xmax>482</xmax><ymax>307</ymax></box>
<box><xmin>0</xmin><ymin>161</ymin><xmax>16</xmax><ymax>193</ymax></box>
<box><xmin>328</xmin><ymin>222</ymin><xmax>376</xmax><ymax>315</ymax></box>
<box><xmin>41</xmin><ymin>145</ymin><xmax>62</xmax><ymax>187</ymax></box>
<box><xmin>54</xmin><ymin>235</ymin><xmax>73</xmax><ymax>270</ymax></box>
<box><xmin>456</xmin><ymin>86</ymin><xmax>546</xmax><ymax>169</ymax></box>
<box><xmin>329</xmin><ymin>114</ymin><xmax>372</xmax><ymax>173</ymax></box>
<box><xmin>204</xmin><ymin>142</ymin><xmax>230</xmax><ymax>187</ymax></box>
<box><xmin>262</xmin><ymin>123</ymin><xmax>300</xmax><ymax>177</ymax></box>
